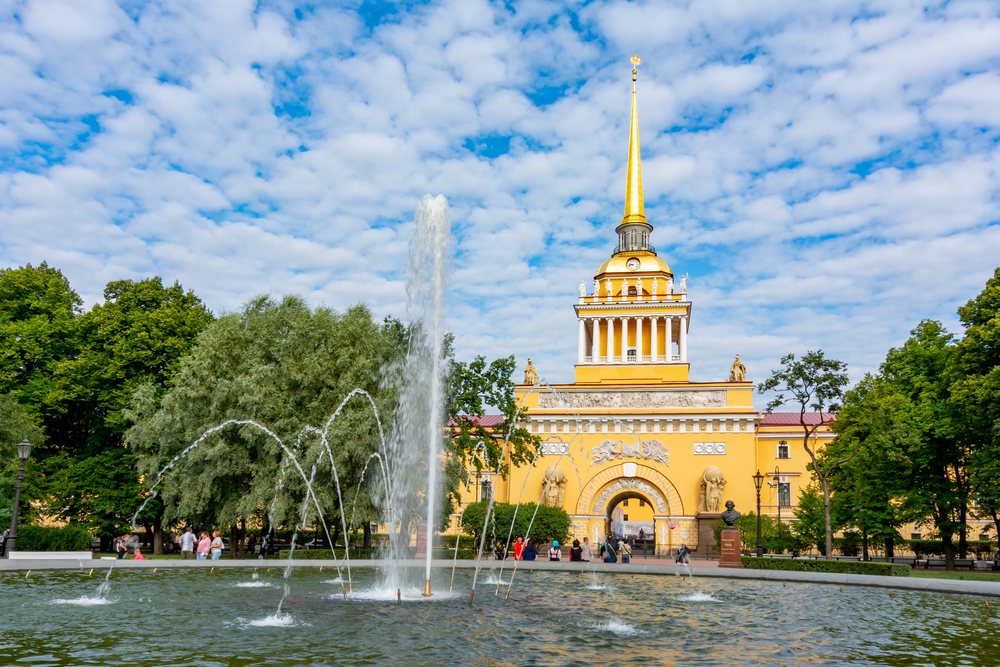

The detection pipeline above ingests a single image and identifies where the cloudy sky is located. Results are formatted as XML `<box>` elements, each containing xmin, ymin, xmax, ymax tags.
<box><xmin>2</xmin><ymin>0</ymin><xmax>999</xmax><ymax>394</ymax></box>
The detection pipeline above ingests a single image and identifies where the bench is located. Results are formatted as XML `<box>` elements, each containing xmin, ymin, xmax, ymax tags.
<box><xmin>7</xmin><ymin>551</ymin><xmax>93</xmax><ymax>560</ymax></box>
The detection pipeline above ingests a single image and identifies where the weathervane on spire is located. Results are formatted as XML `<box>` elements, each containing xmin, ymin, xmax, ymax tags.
<box><xmin>630</xmin><ymin>54</ymin><xmax>641</xmax><ymax>89</ymax></box>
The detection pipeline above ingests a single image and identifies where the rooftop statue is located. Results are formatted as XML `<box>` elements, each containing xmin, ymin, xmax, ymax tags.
<box><xmin>729</xmin><ymin>354</ymin><xmax>747</xmax><ymax>382</ymax></box>
<box><xmin>523</xmin><ymin>358</ymin><xmax>539</xmax><ymax>386</ymax></box>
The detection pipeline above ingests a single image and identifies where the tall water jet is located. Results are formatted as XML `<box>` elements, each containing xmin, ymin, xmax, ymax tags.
<box><xmin>380</xmin><ymin>194</ymin><xmax>452</xmax><ymax>597</ymax></box>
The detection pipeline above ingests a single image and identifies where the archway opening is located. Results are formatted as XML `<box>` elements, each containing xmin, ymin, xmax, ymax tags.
<box><xmin>604</xmin><ymin>491</ymin><xmax>656</xmax><ymax>550</ymax></box>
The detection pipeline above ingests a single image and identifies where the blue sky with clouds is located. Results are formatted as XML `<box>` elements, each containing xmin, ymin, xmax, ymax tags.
<box><xmin>2</xmin><ymin>0</ymin><xmax>999</xmax><ymax>389</ymax></box>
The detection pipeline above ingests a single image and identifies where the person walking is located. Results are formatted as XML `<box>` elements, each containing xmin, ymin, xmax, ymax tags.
<box><xmin>247</xmin><ymin>532</ymin><xmax>257</xmax><ymax>556</ymax></box>
<box><xmin>619</xmin><ymin>538</ymin><xmax>631</xmax><ymax>564</ymax></box>
<box><xmin>581</xmin><ymin>537</ymin><xmax>592</xmax><ymax>563</ymax></box>
<box><xmin>210</xmin><ymin>531</ymin><xmax>224</xmax><ymax>560</ymax></box>
<box><xmin>513</xmin><ymin>536</ymin><xmax>524</xmax><ymax>561</ymax></box>
<box><xmin>494</xmin><ymin>541</ymin><xmax>506</xmax><ymax>561</ymax></box>
<box><xmin>522</xmin><ymin>538</ymin><xmax>538</xmax><ymax>561</ymax></box>
<box><xmin>179</xmin><ymin>527</ymin><xmax>196</xmax><ymax>560</ymax></box>
<box><xmin>115</xmin><ymin>535</ymin><xmax>128</xmax><ymax>559</ymax></box>
<box><xmin>196</xmin><ymin>532</ymin><xmax>211</xmax><ymax>560</ymax></box>
<box><xmin>570</xmin><ymin>539</ymin><xmax>583</xmax><ymax>562</ymax></box>
<box><xmin>547</xmin><ymin>540</ymin><xmax>561</xmax><ymax>561</ymax></box>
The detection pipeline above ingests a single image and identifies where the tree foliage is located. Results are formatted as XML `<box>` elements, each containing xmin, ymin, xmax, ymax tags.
<box><xmin>459</xmin><ymin>500</ymin><xmax>569</xmax><ymax>546</ymax></box>
<box><xmin>127</xmin><ymin>296</ymin><xmax>399</xmax><ymax>554</ymax></box>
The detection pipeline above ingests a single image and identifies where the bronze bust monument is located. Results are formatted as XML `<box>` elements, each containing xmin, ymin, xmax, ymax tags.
<box><xmin>721</xmin><ymin>500</ymin><xmax>740</xmax><ymax>527</ymax></box>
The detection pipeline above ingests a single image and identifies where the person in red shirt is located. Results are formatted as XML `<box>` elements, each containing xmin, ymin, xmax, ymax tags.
<box><xmin>513</xmin><ymin>536</ymin><xmax>524</xmax><ymax>560</ymax></box>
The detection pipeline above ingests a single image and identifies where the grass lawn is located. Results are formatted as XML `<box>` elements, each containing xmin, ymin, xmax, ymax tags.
<box><xmin>910</xmin><ymin>570</ymin><xmax>1000</xmax><ymax>582</ymax></box>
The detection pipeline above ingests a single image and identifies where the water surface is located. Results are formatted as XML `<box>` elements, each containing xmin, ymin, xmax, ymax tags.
<box><xmin>2</xmin><ymin>568</ymin><xmax>996</xmax><ymax>666</ymax></box>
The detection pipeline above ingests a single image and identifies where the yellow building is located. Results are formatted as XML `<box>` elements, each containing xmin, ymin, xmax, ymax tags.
<box><xmin>448</xmin><ymin>61</ymin><xmax>838</xmax><ymax>557</ymax></box>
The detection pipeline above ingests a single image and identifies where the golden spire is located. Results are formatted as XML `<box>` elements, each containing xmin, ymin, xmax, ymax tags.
<box><xmin>622</xmin><ymin>54</ymin><xmax>646</xmax><ymax>225</ymax></box>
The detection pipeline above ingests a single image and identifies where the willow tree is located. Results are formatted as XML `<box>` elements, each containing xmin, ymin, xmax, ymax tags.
<box><xmin>127</xmin><ymin>296</ymin><xmax>400</xmax><ymax>557</ymax></box>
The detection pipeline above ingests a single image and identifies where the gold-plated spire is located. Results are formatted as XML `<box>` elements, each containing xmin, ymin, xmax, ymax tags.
<box><xmin>622</xmin><ymin>54</ymin><xmax>646</xmax><ymax>225</ymax></box>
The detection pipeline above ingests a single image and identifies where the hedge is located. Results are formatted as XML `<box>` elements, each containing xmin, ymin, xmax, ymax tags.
<box><xmin>287</xmin><ymin>547</ymin><xmax>479</xmax><ymax>560</ymax></box>
<box><xmin>741</xmin><ymin>556</ymin><xmax>911</xmax><ymax>577</ymax></box>
<box><xmin>15</xmin><ymin>525</ymin><xmax>93</xmax><ymax>551</ymax></box>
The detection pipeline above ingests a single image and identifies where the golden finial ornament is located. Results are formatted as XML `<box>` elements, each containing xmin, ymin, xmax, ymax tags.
<box><xmin>630</xmin><ymin>54</ymin><xmax>641</xmax><ymax>85</ymax></box>
<box><xmin>622</xmin><ymin>54</ymin><xmax>646</xmax><ymax>225</ymax></box>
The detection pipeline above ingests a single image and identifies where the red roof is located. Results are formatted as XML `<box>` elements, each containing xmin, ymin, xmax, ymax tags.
<box><xmin>760</xmin><ymin>412</ymin><xmax>836</xmax><ymax>426</ymax></box>
<box><xmin>448</xmin><ymin>415</ymin><xmax>506</xmax><ymax>428</ymax></box>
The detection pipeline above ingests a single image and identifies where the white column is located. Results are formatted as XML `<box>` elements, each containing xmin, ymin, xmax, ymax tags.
<box><xmin>651</xmin><ymin>316</ymin><xmax>659</xmax><ymax>362</ymax></box>
<box><xmin>591</xmin><ymin>318</ymin><xmax>599</xmax><ymax>360</ymax></box>
<box><xmin>607</xmin><ymin>316</ymin><xmax>616</xmax><ymax>363</ymax></box>
<box><xmin>666</xmin><ymin>315</ymin><xmax>673</xmax><ymax>361</ymax></box>
<box><xmin>636</xmin><ymin>316</ymin><xmax>644</xmax><ymax>362</ymax></box>
<box><xmin>577</xmin><ymin>318</ymin><xmax>586</xmax><ymax>364</ymax></box>
<box><xmin>680</xmin><ymin>315</ymin><xmax>688</xmax><ymax>362</ymax></box>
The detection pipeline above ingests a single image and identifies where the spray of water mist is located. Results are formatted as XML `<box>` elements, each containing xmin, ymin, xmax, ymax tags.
<box><xmin>379</xmin><ymin>194</ymin><xmax>451</xmax><ymax>598</ymax></box>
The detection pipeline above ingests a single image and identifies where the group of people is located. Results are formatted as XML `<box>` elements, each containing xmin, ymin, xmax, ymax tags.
<box><xmin>113</xmin><ymin>534</ymin><xmax>143</xmax><ymax>560</ymax></box>
<box><xmin>493</xmin><ymin>536</ymin><xmax>633</xmax><ymax>563</ymax></box>
<box><xmin>177</xmin><ymin>526</ymin><xmax>225</xmax><ymax>560</ymax></box>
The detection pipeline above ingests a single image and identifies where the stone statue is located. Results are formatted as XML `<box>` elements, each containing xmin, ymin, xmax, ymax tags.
<box><xmin>523</xmin><ymin>358</ymin><xmax>539</xmax><ymax>386</ymax></box>
<box><xmin>729</xmin><ymin>354</ymin><xmax>747</xmax><ymax>382</ymax></box>
<box><xmin>698</xmin><ymin>465</ymin><xmax>727</xmax><ymax>513</ymax></box>
<box><xmin>721</xmin><ymin>500</ymin><xmax>740</xmax><ymax>527</ymax></box>
<box><xmin>679</xmin><ymin>273</ymin><xmax>688</xmax><ymax>294</ymax></box>
<box><xmin>541</xmin><ymin>465</ymin><xmax>568</xmax><ymax>508</ymax></box>
<box><xmin>641</xmin><ymin>439</ymin><xmax>670</xmax><ymax>465</ymax></box>
<box><xmin>620</xmin><ymin>440</ymin><xmax>644</xmax><ymax>458</ymax></box>
<box><xmin>666</xmin><ymin>276</ymin><xmax>674</xmax><ymax>294</ymax></box>
<box><xmin>621</xmin><ymin>278</ymin><xmax>629</xmax><ymax>296</ymax></box>
<box><xmin>593</xmin><ymin>278</ymin><xmax>600</xmax><ymax>296</ymax></box>
<box><xmin>579</xmin><ymin>281</ymin><xmax>586</xmax><ymax>297</ymax></box>
<box><xmin>651</xmin><ymin>277</ymin><xmax>657</xmax><ymax>298</ymax></box>
<box><xmin>636</xmin><ymin>276</ymin><xmax>643</xmax><ymax>297</ymax></box>
<box><xmin>605</xmin><ymin>279</ymin><xmax>612</xmax><ymax>299</ymax></box>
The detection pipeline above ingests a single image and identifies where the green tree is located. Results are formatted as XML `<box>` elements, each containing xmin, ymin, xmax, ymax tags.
<box><xmin>951</xmin><ymin>268</ymin><xmax>1000</xmax><ymax>542</ymax></box>
<box><xmin>0</xmin><ymin>394</ymin><xmax>45</xmax><ymax>529</ymax></box>
<box><xmin>446</xmin><ymin>354</ymin><xmax>541</xmax><ymax>502</ymax></box>
<box><xmin>879</xmin><ymin>320</ymin><xmax>965</xmax><ymax>569</ymax></box>
<box><xmin>127</xmin><ymin>296</ymin><xmax>397</xmax><ymax>558</ymax></box>
<box><xmin>459</xmin><ymin>500</ymin><xmax>569</xmax><ymax>546</ymax></box>
<box><xmin>758</xmin><ymin>350</ymin><xmax>851</xmax><ymax>560</ymax></box>
<box><xmin>792</xmin><ymin>484</ymin><xmax>830</xmax><ymax>553</ymax></box>
<box><xmin>44</xmin><ymin>277</ymin><xmax>213</xmax><ymax>550</ymax></box>
<box><xmin>826</xmin><ymin>376</ymin><xmax>916</xmax><ymax>559</ymax></box>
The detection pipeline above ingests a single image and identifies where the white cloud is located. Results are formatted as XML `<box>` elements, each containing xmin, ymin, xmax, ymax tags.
<box><xmin>0</xmin><ymin>0</ymin><xmax>998</xmax><ymax>403</ymax></box>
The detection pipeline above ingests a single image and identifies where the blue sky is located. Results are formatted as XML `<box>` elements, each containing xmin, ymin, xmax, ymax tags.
<box><xmin>1</xmin><ymin>0</ymin><xmax>999</xmax><ymax>390</ymax></box>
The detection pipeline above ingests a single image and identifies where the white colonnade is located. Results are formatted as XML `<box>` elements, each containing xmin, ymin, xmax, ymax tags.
<box><xmin>579</xmin><ymin>314</ymin><xmax>688</xmax><ymax>364</ymax></box>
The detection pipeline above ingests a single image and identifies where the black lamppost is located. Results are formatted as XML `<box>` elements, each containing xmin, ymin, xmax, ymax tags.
<box><xmin>4</xmin><ymin>439</ymin><xmax>33</xmax><ymax>558</ymax></box>
<box><xmin>753</xmin><ymin>469</ymin><xmax>764</xmax><ymax>557</ymax></box>
<box><xmin>774</xmin><ymin>466</ymin><xmax>782</xmax><ymax>527</ymax></box>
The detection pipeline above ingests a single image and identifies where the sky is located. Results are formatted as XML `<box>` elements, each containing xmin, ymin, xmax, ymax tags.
<box><xmin>1</xmin><ymin>0</ymin><xmax>999</xmax><ymax>397</ymax></box>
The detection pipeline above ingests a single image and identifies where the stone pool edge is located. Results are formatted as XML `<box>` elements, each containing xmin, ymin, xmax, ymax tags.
<box><xmin>3</xmin><ymin>558</ymin><xmax>999</xmax><ymax>598</ymax></box>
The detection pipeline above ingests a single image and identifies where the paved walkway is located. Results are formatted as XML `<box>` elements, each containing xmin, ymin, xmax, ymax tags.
<box><xmin>4</xmin><ymin>557</ymin><xmax>1000</xmax><ymax>598</ymax></box>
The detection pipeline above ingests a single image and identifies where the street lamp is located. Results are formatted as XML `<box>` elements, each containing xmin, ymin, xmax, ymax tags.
<box><xmin>774</xmin><ymin>466</ymin><xmax>782</xmax><ymax>527</ymax></box>
<box><xmin>753</xmin><ymin>469</ymin><xmax>764</xmax><ymax>557</ymax></box>
<box><xmin>4</xmin><ymin>439</ymin><xmax>33</xmax><ymax>558</ymax></box>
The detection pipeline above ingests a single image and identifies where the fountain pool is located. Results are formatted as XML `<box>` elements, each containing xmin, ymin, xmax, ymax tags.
<box><xmin>3</xmin><ymin>567</ymin><xmax>998</xmax><ymax>666</ymax></box>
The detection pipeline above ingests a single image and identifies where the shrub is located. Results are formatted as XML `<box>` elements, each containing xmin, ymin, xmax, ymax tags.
<box><xmin>287</xmin><ymin>547</ymin><xmax>478</xmax><ymax>560</ymax></box>
<box><xmin>905</xmin><ymin>539</ymin><xmax>994</xmax><ymax>559</ymax></box>
<box><xmin>741</xmin><ymin>556</ymin><xmax>910</xmax><ymax>577</ymax></box>
<box><xmin>460</xmin><ymin>501</ymin><xmax>570</xmax><ymax>546</ymax></box>
<box><xmin>15</xmin><ymin>525</ymin><xmax>93</xmax><ymax>551</ymax></box>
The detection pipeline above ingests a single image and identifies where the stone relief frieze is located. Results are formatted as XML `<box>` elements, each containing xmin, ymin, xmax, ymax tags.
<box><xmin>540</xmin><ymin>438</ymin><xmax>570</xmax><ymax>456</ymax></box>
<box><xmin>590</xmin><ymin>439</ymin><xmax>669</xmax><ymax>466</ymax></box>
<box><xmin>593</xmin><ymin>479</ymin><xmax>668</xmax><ymax>513</ymax></box>
<box><xmin>538</xmin><ymin>390</ymin><xmax>726</xmax><ymax>409</ymax></box>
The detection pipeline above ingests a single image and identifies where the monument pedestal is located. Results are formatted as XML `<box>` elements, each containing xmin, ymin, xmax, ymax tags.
<box><xmin>695</xmin><ymin>513</ymin><xmax>721</xmax><ymax>558</ymax></box>
<box><xmin>718</xmin><ymin>527</ymin><xmax>744</xmax><ymax>568</ymax></box>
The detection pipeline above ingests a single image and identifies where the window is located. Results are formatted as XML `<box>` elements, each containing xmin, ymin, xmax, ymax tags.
<box><xmin>479</xmin><ymin>480</ymin><xmax>492</xmax><ymax>503</ymax></box>
<box><xmin>622</xmin><ymin>499</ymin><xmax>628</xmax><ymax>506</ymax></box>
<box><xmin>623</xmin><ymin>514</ymin><xmax>629</xmax><ymax>521</ymax></box>
<box><xmin>980</xmin><ymin>532</ymin><xmax>991</xmax><ymax>541</ymax></box>
<box><xmin>639</xmin><ymin>499</ymin><xmax>646</xmax><ymax>507</ymax></box>
<box><xmin>627</xmin><ymin>349</ymin><xmax>637</xmax><ymax>360</ymax></box>
<box><xmin>777</xmin><ymin>441</ymin><xmax>790</xmax><ymax>459</ymax></box>
<box><xmin>628</xmin><ymin>286</ymin><xmax>637</xmax><ymax>295</ymax></box>
<box><xmin>778</xmin><ymin>482</ymin><xmax>791</xmax><ymax>507</ymax></box>
<box><xmin>911</xmin><ymin>533</ymin><xmax>921</xmax><ymax>540</ymax></box>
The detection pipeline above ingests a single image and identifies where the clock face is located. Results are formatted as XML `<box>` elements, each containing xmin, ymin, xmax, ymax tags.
<box><xmin>626</xmin><ymin>258</ymin><xmax>640</xmax><ymax>271</ymax></box>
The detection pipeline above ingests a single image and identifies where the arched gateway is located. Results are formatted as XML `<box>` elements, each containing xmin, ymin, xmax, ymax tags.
<box><xmin>574</xmin><ymin>463</ymin><xmax>685</xmax><ymax>555</ymax></box>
